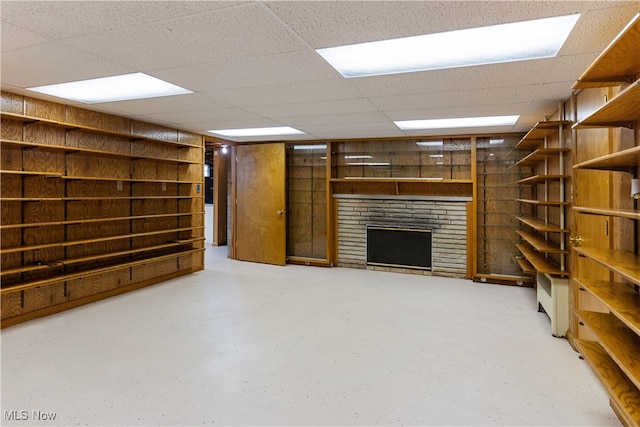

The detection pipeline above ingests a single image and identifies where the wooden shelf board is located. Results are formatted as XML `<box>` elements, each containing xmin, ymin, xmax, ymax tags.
<box><xmin>0</xmin><ymin>248</ymin><xmax>205</xmax><ymax>294</ymax></box>
<box><xmin>573</xmin><ymin>80</ymin><xmax>640</xmax><ymax>128</ymax></box>
<box><xmin>516</xmin><ymin>216</ymin><xmax>569</xmax><ymax>233</ymax></box>
<box><xmin>574</xmin><ymin>339</ymin><xmax>640</xmax><ymax>426</ymax></box>
<box><xmin>1</xmin><ymin>198</ymin><xmax>63</xmax><ymax>202</ymax></box>
<box><xmin>516</xmin><ymin>198</ymin><xmax>569</xmax><ymax>206</ymax></box>
<box><xmin>1</xmin><ymin>112</ymin><xmax>202</xmax><ymax>148</ymax></box>
<box><xmin>516</xmin><ymin>229</ymin><xmax>569</xmax><ymax>254</ymax></box>
<box><xmin>516</xmin><ymin>258</ymin><xmax>536</xmax><ymax>275</ymax></box>
<box><xmin>63</xmin><ymin>196</ymin><xmax>204</xmax><ymax>200</ymax></box>
<box><xmin>330</xmin><ymin>178</ymin><xmax>472</xmax><ymax>183</ymax></box>
<box><xmin>577</xmin><ymin>311</ymin><xmax>640</xmax><ymax>391</ymax></box>
<box><xmin>576</xmin><ymin>278</ymin><xmax>640</xmax><ymax>337</ymax></box>
<box><xmin>1</xmin><ymin>139</ymin><xmax>199</xmax><ymax>164</ymax></box>
<box><xmin>0</xmin><ymin>169</ymin><xmax>62</xmax><ymax>177</ymax></box>
<box><xmin>516</xmin><ymin>174</ymin><xmax>568</xmax><ymax>185</ymax></box>
<box><xmin>573</xmin><ymin>145</ymin><xmax>640</xmax><ymax>171</ymax></box>
<box><xmin>330</xmin><ymin>178</ymin><xmax>473</xmax><ymax>197</ymax></box>
<box><xmin>1</xmin><ymin>226</ymin><xmax>204</xmax><ymax>254</ymax></box>
<box><xmin>515</xmin><ymin>243</ymin><xmax>567</xmax><ymax>276</ymax></box>
<box><xmin>573</xmin><ymin>206</ymin><xmax>640</xmax><ymax>220</ymax></box>
<box><xmin>573</xmin><ymin>13</ymin><xmax>640</xmax><ymax>89</ymax></box>
<box><xmin>61</xmin><ymin>175</ymin><xmax>198</xmax><ymax>184</ymax></box>
<box><xmin>1</xmin><ymin>221</ymin><xmax>66</xmax><ymax>230</ymax></box>
<box><xmin>0</xmin><ymin>263</ymin><xmax>55</xmax><ymax>277</ymax></box>
<box><xmin>516</xmin><ymin>148</ymin><xmax>570</xmax><ymax>166</ymax></box>
<box><xmin>0</xmin><ymin>212</ymin><xmax>203</xmax><ymax>230</ymax></box>
<box><xmin>516</xmin><ymin>121</ymin><xmax>571</xmax><ymax>150</ymax></box>
<box><xmin>573</xmin><ymin>246</ymin><xmax>640</xmax><ymax>286</ymax></box>
<box><xmin>59</xmin><ymin>242</ymin><xmax>185</xmax><ymax>266</ymax></box>
<box><xmin>170</xmin><ymin>237</ymin><xmax>206</xmax><ymax>244</ymax></box>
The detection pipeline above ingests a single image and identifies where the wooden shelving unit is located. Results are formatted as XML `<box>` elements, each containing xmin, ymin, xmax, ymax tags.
<box><xmin>570</xmin><ymin>12</ymin><xmax>640</xmax><ymax>426</ymax></box>
<box><xmin>574</xmin><ymin>339</ymin><xmax>640</xmax><ymax>426</ymax></box>
<box><xmin>0</xmin><ymin>92</ymin><xmax>205</xmax><ymax>327</ymax></box>
<box><xmin>515</xmin><ymin>119</ymin><xmax>571</xmax><ymax>336</ymax></box>
<box><xmin>572</xmin><ymin>13</ymin><xmax>640</xmax><ymax>89</ymax></box>
<box><xmin>330</xmin><ymin>178</ymin><xmax>473</xmax><ymax>198</ymax></box>
<box><xmin>573</xmin><ymin>80</ymin><xmax>640</xmax><ymax>128</ymax></box>
<box><xmin>573</xmin><ymin>145</ymin><xmax>640</xmax><ymax>171</ymax></box>
<box><xmin>573</xmin><ymin>206</ymin><xmax>640</xmax><ymax>221</ymax></box>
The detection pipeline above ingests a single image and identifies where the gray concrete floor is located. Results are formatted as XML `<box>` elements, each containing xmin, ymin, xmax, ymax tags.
<box><xmin>1</xmin><ymin>242</ymin><xmax>619</xmax><ymax>426</ymax></box>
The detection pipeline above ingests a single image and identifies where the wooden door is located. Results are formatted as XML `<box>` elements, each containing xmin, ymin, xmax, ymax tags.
<box><xmin>234</xmin><ymin>143</ymin><xmax>286</xmax><ymax>265</ymax></box>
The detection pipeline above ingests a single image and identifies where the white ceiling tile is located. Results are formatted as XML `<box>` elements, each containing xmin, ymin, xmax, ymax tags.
<box><xmin>0</xmin><ymin>22</ymin><xmax>50</xmax><ymax>51</ymax></box>
<box><xmin>276</xmin><ymin>112</ymin><xmax>391</xmax><ymax>127</ymax></box>
<box><xmin>310</xmin><ymin>128</ymin><xmax>406</xmax><ymax>139</ymax></box>
<box><xmin>266</xmin><ymin>1</ymin><xmax>609</xmax><ymax>48</ymax></box>
<box><xmin>212</xmin><ymin>79</ymin><xmax>364</xmax><ymax>107</ymax></box>
<box><xmin>63</xmin><ymin>3</ymin><xmax>307</xmax><ymax>70</ymax></box>
<box><xmin>144</xmin><ymin>107</ymin><xmax>263</xmax><ymax>125</ymax></box>
<box><xmin>153</xmin><ymin>51</ymin><xmax>340</xmax><ymax>92</ymax></box>
<box><xmin>0</xmin><ymin>41</ymin><xmax>134</xmax><ymax>87</ymax></box>
<box><xmin>1</xmin><ymin>1</ymin><xmax>637</xmax><ymax>141</ymax></box>
<box><xmin>560</xmin><ymin>3</ymin><xmax>640</xmax><ymax>56</ymax></box>
<box><xmin>92</xmin><ymin>93</ymin><xmax>231</xmax><ymax>116</ymax></box>
<box><xmin>186</xmin><ymin>118</ymin><xmax>287</xmax><ymax>134</ymax></box>
<box><xmin>0</xmin><ymin>1</ymin><xmax>245</xmax><ymax>40</ymax></box>
<box><xmin>370</xmin><ymin>83</ymin><xmax>575</xmax><ymax>112</ymax></box>
<box><xmin>244</xmin><ymin>98</ymin><xmax>380</xmax><ymax>118</ymax></box>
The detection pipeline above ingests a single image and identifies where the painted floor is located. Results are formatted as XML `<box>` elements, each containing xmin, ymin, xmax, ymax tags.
<box><xmin>1</xmin><ymin>244</ymin><xmax>619</xmax><ymax>426</ymax></box>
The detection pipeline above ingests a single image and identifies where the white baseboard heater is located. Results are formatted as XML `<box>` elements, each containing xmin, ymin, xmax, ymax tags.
<box><xmin>366</xmin><ymin>226</ymin><xmax>432</xmax><ymax>270</ymax></box>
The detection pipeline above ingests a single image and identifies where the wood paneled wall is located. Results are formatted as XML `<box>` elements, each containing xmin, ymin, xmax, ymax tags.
<box><xmin>0</xmin><ymin>91</ymin><xmax>205</xmax><ymax>327</ymax></box>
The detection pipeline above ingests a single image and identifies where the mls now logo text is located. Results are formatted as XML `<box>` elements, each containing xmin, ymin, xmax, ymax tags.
<box><xmin>4</xmin><ymin>410</ymin><xmax>57</xmax><ymax>421</ymax></box>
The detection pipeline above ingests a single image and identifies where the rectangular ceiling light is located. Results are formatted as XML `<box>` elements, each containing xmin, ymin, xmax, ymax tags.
<box><xmin>293</xmin><ymin>144</ymin><xmax>327</xmax><ymax>150</ymax></box>
<box><xmin>416</xmin><ymin>140</ymin><xmax>443</xmax><ymax>146</ymax></box>
<box><xmin>317</xmin><ymin>14</ymin><xmax>580</xmax><ymax>78</ymax></box>
<box><xmin>27</xmin><ymin>72</ymin><xmax>192</xmax><ymax>103</ymax></box>
<box><xmin>395</xmin><ymin>115</ymin><xmax>519</xmax><ymax>130</ymax></box>
<box><xmin>208</xmin><ymin>127</ymin><xmax>305</xmax><ymax>137</ymax></box>
<box><xmin>345</xmin><ymin>155</ymin><xmax>373</xmax><ymax>159</ymax></box>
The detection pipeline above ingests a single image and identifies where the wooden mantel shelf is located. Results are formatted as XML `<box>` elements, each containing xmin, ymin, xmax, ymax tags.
<box><xmin>330</xmin><ymin>178</ymin><xmax>473</xmax><ymax>198</ymax></box>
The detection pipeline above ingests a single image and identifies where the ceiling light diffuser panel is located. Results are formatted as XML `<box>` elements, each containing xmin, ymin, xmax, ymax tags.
<box><xmin>28</xmin><ymin>73</ymin><xmax>192</xmax><ymax>103</ymax></box>
<box><xmin>207</xmin><ymin>126</ymin><xmax>305</xmax><ymax>137</ymax></box>
<box><xmin>317</xmin><ymin>14</ymin><xmax>580</xmax><ymax>78</ymax></box>
<box><xmin>395</xmin><ymin>115</ymin><xmax>519</xmax><ymax>130</ymax></box>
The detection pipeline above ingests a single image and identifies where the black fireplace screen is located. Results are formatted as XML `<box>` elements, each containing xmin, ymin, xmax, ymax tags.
<box><xmin>366</xmin><ymin>226</ymin><xmax>432</xmax><ymax>270</ymax></box>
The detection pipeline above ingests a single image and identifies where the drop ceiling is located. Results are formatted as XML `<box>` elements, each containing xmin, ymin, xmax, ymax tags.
<box><xmin>1</xmin><ymin>1</ymin><xmax>639</xmax><ymax>142</ymax></box>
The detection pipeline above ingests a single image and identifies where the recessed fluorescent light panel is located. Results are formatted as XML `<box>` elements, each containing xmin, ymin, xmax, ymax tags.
<box><xmin>345</xmin><ymin>155</ymin><xmax>373</xmax><ymax>159</ymax></box>
<box><xmin>28</xmin><ymin>72</ymin><xmax>192</xmax><ymax>103</ymax></box>
<box><xmin>416</xmin><ymin>140</ymin><xmax>443</xmax><ymax>147</ymax></box>
<box><xmin>395</xmin><ymin>115</ymin><xmax>519</xmax><ymax>130</ymax></box>
<box><xmin>317</xmin><ymin>14</ymin><xmax>580</xmax><ymax>78</ymax></box>
<box><xmin>293</xmin><ymin>144</ymin><xmax>327</xmax><ymax>150</ymax></box>
<box><xmin>208</xmin><ymin>127</ymin><xmax>305</xmax><ymax>137</ymax></box>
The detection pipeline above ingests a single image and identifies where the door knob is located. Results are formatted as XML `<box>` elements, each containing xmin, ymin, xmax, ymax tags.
<box><xmin>569</xmin><ymin>235</ymin><xmax>583</xmax><ymax>246</ymax></box>
<box><xmin>277</xmin><ymin>210</ymin><xmax>286</xmax><ymax>215</ymax></box>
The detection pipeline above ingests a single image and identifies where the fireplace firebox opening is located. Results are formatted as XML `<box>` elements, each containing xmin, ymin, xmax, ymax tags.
<box><xmin>366</xmin><ymin>226</ymin><xmax>432</xmax><ymax>270</ymax></box>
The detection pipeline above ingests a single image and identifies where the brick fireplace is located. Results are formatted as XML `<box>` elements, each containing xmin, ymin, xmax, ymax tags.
<box><xmin>335</xmin><ymin>195</ymin><xmax>469</xmax><ymax>278</ymax></box>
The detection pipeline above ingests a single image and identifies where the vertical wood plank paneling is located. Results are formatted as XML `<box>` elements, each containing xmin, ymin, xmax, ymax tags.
<box><xmin>0</xmin><ymin>91</ymin><xmax>24</xmax><ymax>114</ymax></box>
<box><xmin>66</xmin><ymin>106</ymin><xmax>131</xmax><ymax>133</ymax></box>
<box><xmin>1</xmin><ymin>118</ymin><xmax>23</xmax><ymax>140</ymax></box>
<box><xmin>24</xmin><ymin>97</ymin><xmax>66</xmax><ymax>121</ymax></box>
